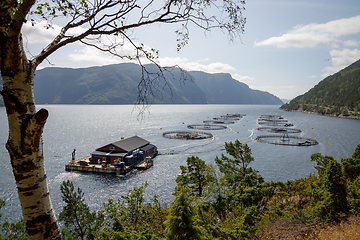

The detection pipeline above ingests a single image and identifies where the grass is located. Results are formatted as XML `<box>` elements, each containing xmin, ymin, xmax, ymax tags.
<box><xmin>310</xmin><ymin>216</ymin><xmax>360</xmax><ymax>240</ymax></box>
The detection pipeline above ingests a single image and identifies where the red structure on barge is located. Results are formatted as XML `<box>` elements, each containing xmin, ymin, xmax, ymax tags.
<box><xmin>65</xmin><ymin>136</ymin><xmax>157</xmax><ymax>175</ymax></box>
<box><xmin>90</xmin><ymin>135</ymin><xmax>157</xmax><ymax>166</ymax></box>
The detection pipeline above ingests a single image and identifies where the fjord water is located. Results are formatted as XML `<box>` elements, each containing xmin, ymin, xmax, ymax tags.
<box><xmin>1</xmin><ymin>104</ymin><xmax>360</xmax><ymax>222</ymax></box>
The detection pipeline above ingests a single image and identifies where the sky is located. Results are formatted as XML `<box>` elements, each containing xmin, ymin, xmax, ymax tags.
<box><xmin>22</xmin><ymin>0</ymin><xmax>360</xmax><ymax>100</ymax></box>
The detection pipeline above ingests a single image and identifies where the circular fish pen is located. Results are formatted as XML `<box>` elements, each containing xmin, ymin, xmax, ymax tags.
<box><xmin>257</xmin><ymin>121</ymin><xmax>294</xmax><ymax>127</ymax></box>
<box><xmin>257</xmin><ymin>127</ymin><xmax>301</xmax><ymax>134</ymax></box>
<box><xmin>256</xmin><ymin>135</ymin><xmax>318</xmax><ymax>146</ymax></box>
<box><xmin>187</xmin><ymin>124</ymin><xmax>227</xmax><ymax>130</ymax></box>
<box><xmin>258</xmin><ymin>119</ymin><xmax>288</xmax><ymax>122</ymax></box>
<box><xmin>259</xmin><ymin>115</ymin><xmax>283</xmax><ymax>119</ymax></box>
<box><xmin>213</xmin><ymin>117</ymin><xmax>240</xmax><ymax>121</ymax></box>
<box><xmin>203</xmin><ymin>120</ymin><xmax>235</xmax><ymax>124</ymax></box>
<box><xmin>226</xmin><ymin>113</ymin><xmax>246</xmax><ymax>117</ymax></box>
<box><xmin>162</xmin><ymin>131</ymin><xmax>213</xmax><ymax>140</ymax></box>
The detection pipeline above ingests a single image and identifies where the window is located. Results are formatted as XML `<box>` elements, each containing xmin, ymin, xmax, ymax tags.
<box><xmin>110</xmin><ymin>146</ymin><xmax>115</xmax><ymax>150</ymax></box>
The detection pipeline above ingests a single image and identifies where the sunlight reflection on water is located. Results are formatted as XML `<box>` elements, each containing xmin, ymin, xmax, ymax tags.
<box><xmin>1</xmin><ymin>104</ymin><xmax>360</xmax><ymax>222</ymax></box>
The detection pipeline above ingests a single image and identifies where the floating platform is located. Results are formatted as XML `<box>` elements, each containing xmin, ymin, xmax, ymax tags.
<box><xmin>259</xmin><ymin>115</ymin><xmax>283</xmax><ymax>119</ymax></box>
<box><xmin>65</xmin><ymin>156</ymin><xmax>154</xmax><ymax>175</ymax></box>
<box><xmin>214</xmin><ymin>117</ymin><xmax>240</xmax><ymax>121</ymax></box>
<box><xmin>226</xmin><ymin>113</ymin><xmax>246</xmax><ymax>118</ymax></box>
<box><xmin>162</xmin><ymin>131</ymin><xmax>213</xmax><ymax>140</ymax></box>
<box><xmin>203</xmin><ymin>120</ymin><xmax>235</xmax><ymax>124</ymax></box>
<box><xmin>255</xmin><ymin>135</ymin><xmax>318</xmax><ymax>146</ymax></box>
<box><xmin>256</xmin><ymin>127</ymin><xmax>301</xmax><ymax>134</ymax></box>
<box><xmin>257</xmin><ymin>121</ymin><xmax>294</xmax><ymax>127</ymax></box>
<box><xmin>258</xmin><ymin>119</ymin><xmax>288</xmax><ymax>122</ymax></box>
<box><xmin>187</xmin><ymin>124</ymin><xmax>227</xmax><ymax>130</ymax></box>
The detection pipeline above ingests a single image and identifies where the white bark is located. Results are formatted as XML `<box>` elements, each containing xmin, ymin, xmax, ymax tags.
<box><xmin>1</xmin><ymin>4</ymin><xmax>61</xmax><ymax>237</ymax></box>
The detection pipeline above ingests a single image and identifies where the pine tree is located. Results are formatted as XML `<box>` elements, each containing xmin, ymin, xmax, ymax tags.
<box><xmin>165</xmin><ymin>187</ymin><xmax>201</xmax><ymax>240</ymax></box>
<box><xmin>176</xmin><ymin>156</ymin><xmax>215</xmax><ymax>197</ymax></box>
<box><xmin>215</xmin><ymin>140</ymin><xmax>261</xmax><ymax>190</ymax></box>
<box><xmin>59</xmin><ymin>180</ymin><xmax>98</xmax><ymax>240</ymax></box>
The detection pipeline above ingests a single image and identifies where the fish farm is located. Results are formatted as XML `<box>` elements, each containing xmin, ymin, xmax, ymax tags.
<box><xmin>255</xmin><ymin>115</ymin><xmax>318</xmax><ymax>146</ymax></box>
<box><xmin>259</xmin><ymin>115</ymin><xmax>283</xmax><ymax>119</ymax></box>
<box><xmin>258</xmin><ymin>119</ymin><xmax>289</xmax><ymax>122</ymax></box>
<box><xmin>187</xmin><ymin>124</ymin><xmax>228</xmax><ymax>130</ymax></box>
<box><xmin>256</xmin><ymin>127</ymin><xmax>302</xmax><ymax>134</ymax></box>
<box><xmin>255</xmin><ymin>135</ymin><xmax>318</xmax><ymax>146</ymax></box>
<box><xmin>162</xmin><ymin>131</ymin><xmax>213</xmax><ymax>140</ymax></box>
<box><xmin>257</xmin><ymin>121</ymin><xmax>294</xmax><ymax>127</ymax></box>
<box><xmin>213</xmin><ymin>117</ymin><xmax>240</xmax><ymax>121</ymax></box>
<box><xmin>162</xmin><ymin>113</ymin><xmax>245</xmax><ymax>139</ymax></box>
<box><xmin>203</xmin><ymin>120</ymin><xmax>235</xmax><ymax>124</ymax></box>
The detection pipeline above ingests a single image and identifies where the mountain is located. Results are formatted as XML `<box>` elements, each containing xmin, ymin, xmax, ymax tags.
<box><xmin>31</xmin><ymin>63</ymin><xmax>208</xmax><ymax>104</ymax></box>
<box><xmin>189</xmin><ymin>71</ymin><xmax>283</xmax><ymax>104</ymax></box>
<box><xmin>280</xmin><ymin>59</ymin><xmax>360</xmax><ymax>119</ymax></box>
<box><xmin>1</xmin><ymin>63</ymin><xmax>282</xmax><ymax>105</ymax></box>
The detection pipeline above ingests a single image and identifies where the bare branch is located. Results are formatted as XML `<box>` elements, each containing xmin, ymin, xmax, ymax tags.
<box><xmin>28</xmin><ymin>0</ymin><xmax>244</xmax><ymax>113</ymax></box>
<box><xmin>30</xmin><ymin>0</ymin><xmax>245</xmax><ymax>66</ymax></box>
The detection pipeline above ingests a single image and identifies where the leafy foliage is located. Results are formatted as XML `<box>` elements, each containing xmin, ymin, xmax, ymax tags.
<box><xmin>176</xmin><ymin>156</ymin><xmax>215</xmax><ymax>197</ymax></box>
<box><xmin>215</xmin><ymin>140</ymin><xmax>262</xmax><ymax>190</ymax></box>
<box><xmin>348</xmin><ymin>176</ymin><xmax>360</xmax><ymax>216</ymax></box>
<box><xmin>310</xmin><ymin>153</ymin><xmax>334</xmax><ymax>177</ymax></box>
<box><xmin>3</xmin><ymin>143</ymin><xmax>360</xmax><ymax>239</ymax></box>
<box><xmin>0</xmin><ymin>199</ymin><xmax>27</xmax><ymax>240</ymax></box>
<box><xmin>59</xmin><ymin>180</ymin><xmax>103</xmax><ymax>239</ymax></box>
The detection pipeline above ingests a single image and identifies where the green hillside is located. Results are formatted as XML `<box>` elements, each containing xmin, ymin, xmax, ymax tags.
<box><xmin>32</xmin><ymin>63</ymin><xmax>207</xmax><ymax>104</ymax></box>
<box><xmin>31</xmin><ymin>63</ymin><xmax>282</xmax><ymax>105</ymax></box>
<box><xmin>280</xmin><ymin>59</ymin><xmax>360</xmax><ymax>118</ymax></box>
<box><xmin>1</xmin><ymin>63</ymin><xmax>283</xmax><ymax>105</ymax></box>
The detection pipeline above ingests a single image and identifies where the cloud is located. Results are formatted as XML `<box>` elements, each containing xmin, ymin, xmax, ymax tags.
<box><xmin>158</xmin><ymin>57</ymin><xmax>236</xmax><ymax>73</ymax></box>
<box><xmin>22</xmin><ymin>21</ymin><xmax>236</xmax><ymax>75</ymax></box>
<box><xmin>321</xmin><ymin>48</ymin><xmax>360</xmax><ymax>77</ymax></box>
<box><xmin>69</xmin><ymin>48</ymin><xmax>126</xmax><ymax>65</ymax></box>
<box><xmin>232</xmin><ymin>74</ymin><xmax>255</xmax><ymax>84</ymax></box>
<box><xmin>254</xmin><ymin>15</ymin><xmax>360</xmax><ymax>48</ymax></box>
<box><xmin>68</xmin><ymin>45</ymin><xmax>238</xmax><ymax>75</ymax></box>
<box><xmin>22</xmin><ymin>22</ymin><xmax>61</xmax><ymax>44</ymax></box>
<box><xmin>344</xmin><ymin>40</ymin><xmax>360</xmax><ymax>47</ymax></box>
<box><xmin>250</xmin><ymin>85</ymin><xmax>313</xmax><ymax>99</ymax></box>
<box><xmin>22</xmin><ymin>21</ymin><xmax>86</xmax><ymax>44</ymax></box>
<box><xmin>68</xmin><ymin>36</ymin><xmax>145</xmax><ymax>65</ymax></box>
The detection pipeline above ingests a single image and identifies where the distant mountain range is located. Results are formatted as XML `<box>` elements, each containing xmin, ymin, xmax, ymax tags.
<box><xmin>280</xmin><ymin>59</ymin><xmax>360</xmax><ymax>119</ymax></box>
<box><xmin>0</xmin><ymin>63</ymin><xmax>283</xmax><ymax>105</ymax></box>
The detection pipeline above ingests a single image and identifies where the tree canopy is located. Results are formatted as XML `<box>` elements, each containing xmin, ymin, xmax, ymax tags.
<box><xmin>0</xmin><ymin>1</ymin><xmax>247</xmax><ymax>239</ymax></box>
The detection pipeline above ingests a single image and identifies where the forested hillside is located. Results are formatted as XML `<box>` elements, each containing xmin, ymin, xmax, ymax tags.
<box><xmin>280</xmin><ymin>59</ymin><xmax>360</xmax><ymax>118</ymax></box>
<box><xmin>31</xmin><ymin>63</ymin><xmax>207</xmax><ymax>104</ymax></box>
<box><xmin>27</xmin><ymin>63</ymin><xmax>282</xmax><ymax>105</ymax></box>
<box><xmin>2</xmin><ymin>142</ymin><xmax>360</xmax><ymax>239</ymax></box>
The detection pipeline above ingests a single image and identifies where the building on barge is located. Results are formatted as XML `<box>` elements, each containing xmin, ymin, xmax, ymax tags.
<box><xmin>65</xmin><ymin>136</ymin><xmax>157</xmax><ymax>175</ymax></box>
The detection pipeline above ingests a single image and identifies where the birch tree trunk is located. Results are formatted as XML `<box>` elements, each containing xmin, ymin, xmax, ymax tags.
<box><xmin>0</xmin><ymin>1</ymin><xmax>245</xmax><ymax>239</ymax></box>
<box><xmin>0</xmin><ymin>22</ymin><xmax>61</xmax><ymax>240</ymax></box>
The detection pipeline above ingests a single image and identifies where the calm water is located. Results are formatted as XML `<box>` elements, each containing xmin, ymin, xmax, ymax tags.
<box><xmin>1</xmin><ymin>104</ymin><xmax>360</xmax><ymax>222</ymax></box>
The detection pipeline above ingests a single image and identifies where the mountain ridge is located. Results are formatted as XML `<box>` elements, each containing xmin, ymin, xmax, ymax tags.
<box><xmin>1</xmin><ymin>63</ymin><xmax>283</xmax><ymax>105</ymax></box>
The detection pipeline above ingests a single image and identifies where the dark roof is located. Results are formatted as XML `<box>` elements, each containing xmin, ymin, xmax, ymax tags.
<box><xmin>91</xmin><ymin>151</ymin><xmax>127</xmax><ymax>157</ymax></box>
<box><xmin>112</xmin><ymin>136</ymin><xmax>150</xmax><ymax>152</ymax></box>
<box><xmin>140</xmin><ymin>144</ymin><xmax>157</xmax><ymax>152</ymax></box>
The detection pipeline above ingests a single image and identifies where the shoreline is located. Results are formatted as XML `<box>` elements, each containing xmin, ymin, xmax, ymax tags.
<box><xmin>280</xmin><ymin>108</ymin><xmax>360</xmax><ymax>120</ymax></box>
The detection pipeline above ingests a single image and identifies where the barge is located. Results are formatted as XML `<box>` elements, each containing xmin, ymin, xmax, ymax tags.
<box><xmin>65</xmin><ymin>136</ymin><xmax>157</xmax><ymax>175</ymax></box>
